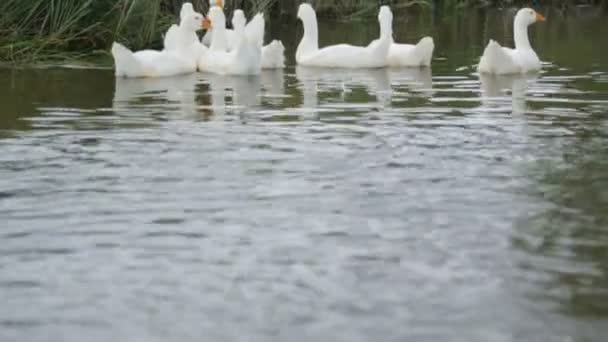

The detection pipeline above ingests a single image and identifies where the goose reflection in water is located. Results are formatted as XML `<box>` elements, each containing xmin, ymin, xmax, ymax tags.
<box><xmin>479</xmin><ymin>72</ymin><xmax>540</xmax><ymax>115</ymax></box>
<box><xmin>202</xmin><ymin>72</ymin><xmax>266</xmax><ymax>118</ymax></box>
<box><xmin>296</xmin><ymin>66</ymin><xmax>432</xmax><ymax>113</ymax></box>
<box><xmin>388</xmin><ymin>67</ymin><xmax>433</xmax><ymax>98</ymax></box>
<box><xmin>260</xmin><ymin>69</ymin><xmax>285</xmax><ymax>105</ymax></box>
<box><xmin>114</xmin><ymin>72</ymin><xmax>286</xmax><ymax>120</ymax></box>
<box><xmin>295</xmin><ymin>66</ymin><xmax>391</xmax><ymax>109</ymax></box>
<box><xmin>113</xmin><ymin>73</ymin><xmax>200</xmax><ymax>119</ymax></box>
<box><xmin>203</xmin><ymin>70</ymin><xmax>287</xmax><ymax>117</ymax></box>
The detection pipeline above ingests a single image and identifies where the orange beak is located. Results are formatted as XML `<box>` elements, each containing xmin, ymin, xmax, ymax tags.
<box><xmin>202</xmin><ymin>18</ymin><xmax>211</xmax><ymax>30</ymax></box>
<box><xmin>535</xmin><ymin>12</ymin><xmax>546</xmax><ymax>22</ymax></box>
<box><xmin>217</xmin><ymin>0</ymin><xmax>223</xmax><ymax>7</ymax></box>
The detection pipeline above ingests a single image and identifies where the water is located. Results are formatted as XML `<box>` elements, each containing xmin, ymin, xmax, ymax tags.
<box><xmin>1</xmin><ymin>7</ymin><xmax>608</xmax><ymax>342</ymax></box>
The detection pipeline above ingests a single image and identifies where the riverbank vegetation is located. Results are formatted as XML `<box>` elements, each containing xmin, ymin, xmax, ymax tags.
<box><xmin>0</xmin><ymin>0</ymin><xmax>605</xmax><ymax>63</ymax></box>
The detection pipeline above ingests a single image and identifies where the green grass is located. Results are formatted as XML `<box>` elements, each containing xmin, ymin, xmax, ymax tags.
<box><xmin>0</xmin><ymin>0</ymin><xmax>605</xmax><ymax>63</ymax></box>
<box><xmin>0</xmin><ymin>0</ymin><xmax>174</xmax><ymax>62</ymax></box>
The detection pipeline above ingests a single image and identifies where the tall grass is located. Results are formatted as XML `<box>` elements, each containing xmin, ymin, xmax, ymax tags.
<box><xmin>0</xmin><ymin>0</ymin><xmax>605</xmax><ymax>63</ymax></box>
<box><xmin>0</xmin><ymin>0</ymin><xmax>175</xmax><ymax>62</ymax></box>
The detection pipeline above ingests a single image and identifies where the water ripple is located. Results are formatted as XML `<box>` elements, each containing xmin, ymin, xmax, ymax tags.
<box><xmin>1</xmin><ymin>12</ymin><xmax>608</xmax><ymax>342</ymax></box>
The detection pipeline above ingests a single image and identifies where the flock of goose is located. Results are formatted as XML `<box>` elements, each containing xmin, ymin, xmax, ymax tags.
<box><xmin>111</xmin><ymin>1</ymin><xmax>546</xmax><ymax>78</ymax></box>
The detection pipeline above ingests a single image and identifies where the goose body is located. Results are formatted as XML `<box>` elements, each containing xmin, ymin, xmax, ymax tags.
<box><xmin>478</xmin><ymin>8</ymin><xmax>546</xmax><ymax>75</ymax></box>
<box><xmin>198</xmin><ymin>8</ymin><xmax>262</xmax><ymax>75</ymax></box>
<box><xmin>296</xmin><ymin>4</ymin><xmax>393</xmax><ymax>68</ymax></box>
<box><xmin>387</xmin><ymin>37</ymin><xmax>434</xmax><ymax>67</ymax></box>
<box><xmin>112</xmin><ymin>9</ymin><xmax>204</xmax><ymax>78</ymax></box>
<box><xmin>112</xmin><ymin>45</ymin><xmax>197</xmax><ymax>78</ymax></box>
<box><xmin>201</xmin><ymin>0</ymin><xmax>231</xmax><ymax>48</ymax></box>
<box><xmin>200</xmin><ymin>1</ymin><xmax>285</xmax><ymax>69</ymax></box>
<box><xmin>244</xmin><ymin>13</ymin><xmax>285</xmax><ymax>69</ymax></box>
<box><xmin>261</xmin><ymin>40</ymin><xmax>286</xmax><ymax>69</ymax></box>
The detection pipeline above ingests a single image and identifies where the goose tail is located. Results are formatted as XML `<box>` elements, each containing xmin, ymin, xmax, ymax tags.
<box><xmin>477</xmin><ymin>40</ymin><xmax>519</xmax><ymax>74</ymax></box>
<box><xmin>246</xmin><ymin>13</ymin><xmax>265</xmax><ymax>48</ymax></box>
<box><xmin>234</xmin><ymin>25</ymin><xmax>263</xmax><ymax>74</ymax></box>
<box><xmin>163</xmin><ymin>24</ymin><xmax>179</xmax><ymax>51</ymax></box>
<box><xmin>415</xmin><ymin>37</ymin><xmax>434</xmax><ymax>67</ymax></box>
<box><xmin>261</xmin><ymin>40</ymin><xmax>285</xmax><ymax>69</ymax></box>
<box><xmin>111</xmin><ymin>42</ymin><xmax>141</xmax><ymax>77</ymax></box>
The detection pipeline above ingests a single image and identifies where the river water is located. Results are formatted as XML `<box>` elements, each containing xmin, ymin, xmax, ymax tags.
<box><xmin>1</xmin><ymin>6</ymin><xmax>607</xmax><ymax>342</ymax></box>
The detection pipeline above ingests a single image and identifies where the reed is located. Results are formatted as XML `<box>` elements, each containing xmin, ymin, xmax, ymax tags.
<box><xmin>0</xmin><ymin>0</ymin><xmax>175</xmax><ymax>62</ymax></box>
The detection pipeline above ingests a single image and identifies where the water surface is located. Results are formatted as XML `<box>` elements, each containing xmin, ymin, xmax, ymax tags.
<box><xmin>1</xmin><ymin>7</ymin><xmax>608</xmax><ymax>342</ymax></box>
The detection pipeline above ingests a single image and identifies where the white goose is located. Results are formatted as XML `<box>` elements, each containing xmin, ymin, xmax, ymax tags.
<box><xmin>201</xmin><ymin>0</ymin><xmax>233</xmax><ymax>48</ymax></box>
<box><xmin>163</xmin><ymin>2</ymin><xmax>191</xmax><ymax>50</ymax></box>
<box><xmin>112</xmin><ymin>10</ymin><xmax>204</xmax><ymax>78</ymax></box>
<box><xmin>478</xmin><ymin>8</ymin><xmax>546</xmax><ymax>75</ymax></box>
<box><xmin>296</xmin><ymin>4</ymin><xmax>393</xmax><ymax>68</ymax></box>
<box><xmin>163</xmin><ymin>3</ymin><xmax>200</xmax><ymax>51</ymax></box>
<box><xmin>261</xmin><ymin>40</ymin><xmax>285</xmax><ymax>69</ymax></box>
<box><xmin>201</xmin><ymin>0</ymin><xmax>285</xmax><ymax>69</ymax></box>
<box><xmin>387</xmin><ymin>37</ymin><xmax>434</xmax><ymax>67</ymax></box>
<box><xmin>198</xmin><ymin>8</ymin><xmax>262</xmax><ymax>75</ymax></box>
<box><xmin>239</xmin><ymin>12</ymin><xmax>285</xmax><ymax>69</ymax></box>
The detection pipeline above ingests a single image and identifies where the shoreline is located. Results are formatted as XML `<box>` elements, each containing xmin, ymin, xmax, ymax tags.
<box><xmin>0</xmin><ymin>2</ymin><xmax>605</xmax><ymax>64</ymax></box>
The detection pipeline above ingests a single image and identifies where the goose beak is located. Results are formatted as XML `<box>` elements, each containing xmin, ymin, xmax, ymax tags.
<box><xmin>217</xmin><ymin>0</ymin><xmax>223</xmax><ymax>7</ymax></box>
<box><xmin>203</xmin><ymin>18</ymin><xmax>211</xmax><ymax>29</ymax></box>
<box><xmin>535</xmin><ymin>12</ymin><xmax>546</xmax><ymax>22</ymax></box>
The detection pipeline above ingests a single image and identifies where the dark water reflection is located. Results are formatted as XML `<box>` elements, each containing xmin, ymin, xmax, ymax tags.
<box><xmin>1</xmin><ymin>7</ymin><xmax>608</xmax><ymax>342</ymax></box>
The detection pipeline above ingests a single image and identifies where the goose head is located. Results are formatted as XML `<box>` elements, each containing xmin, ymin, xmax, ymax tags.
<box><xmin>180</xmin><ymin>3</ymin><xmax>195</xmax><ymax>19</ymax></box>
<box><xmin>515</xmin><ymin>7</ymin><xmax>546</xmax><ymax>27</ymax></box>
<box><xmin>297</xmin><ymin>3</ymin><xmax>316</xmax><ymax>23</ymax></box>
<box><xmin>206</xmin><ymin>6</ymin><xmax>226</xmax><ymax>30</ymax></box>
<box><xmin>512</xmin><ymin>8</ymin><xmax>545</xmax><ymax>50</ymax></box>
<box><xmin>232</xmin><ymin>10</ymin><xmax>246</xmax><ymax>32</ymax></box>
<box><xmin>209</xmin><ymin>0</ymin><xmax>223</xmax><ymax>8</ymax></box>
<box><xmin>182</xmin><ymin>10</ymin><xmax>205</xmax><ymax>31</ymax></box>
<box><xmin>378</xmin><ymin>6</ymin><xmax>393</xmax><ymax>23</ymax></box>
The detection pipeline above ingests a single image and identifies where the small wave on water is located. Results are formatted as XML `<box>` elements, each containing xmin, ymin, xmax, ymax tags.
<box><xmin>1</xmin><ymin>8</ymin><xmax>608</xmax><ymax>342</ymax></box>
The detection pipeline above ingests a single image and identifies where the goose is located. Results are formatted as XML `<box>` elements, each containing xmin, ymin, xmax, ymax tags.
<box><xmin>296</xmin><ymin>4</ymin><xmax>393</xmax><ymax>68</ymax></box>
<box><xmin>113</xmin><ymin>73</ymin><xmax>199</xmax><ymax>118</ymax></box>
<box><xmin>163</xmin><ymin>3</ymin><xmax>200</xmax><ymax>51</ymax></box>
<box><xmin>112</xmin><ymin>10</ymin><xmax>204</xmax><ymax>78</ymax></box>
<box><xmin>239</xmin><ymin>12</ymin><xmax>285</xmax><ymax>69</ymax></box>
<box><xmin>261</xmin><ymin>39</ymin><xmax>285</xmax><ymax>69</ymax></box>
<box><xmin>201</xmin><ymin>0</ymin><xmax>285</xmax><ymax>69</ymax></box>
<box><xmin>478</xmin><ymin>8</ymin><xmax>546</xmax><ymax>75</ymax></box>
<box><xmin>201</xmin><ymin>0</ymin><xmax>233</xmax><ymax>48</ymax></box>
<box><xmin>387</xmin><ymin>36</ymin><xmax>435</xmax><ymax>67</ymax></box>
<box><xmin>198</xmin><ymin>8</ymin><xmax>262</xmax><ymax>75</ymax></box>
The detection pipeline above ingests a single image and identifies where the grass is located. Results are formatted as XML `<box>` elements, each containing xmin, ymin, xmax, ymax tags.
<box><xmin>0</xmin><ymin>0</ymin><xmax>605</xmax><ymax>63</ymax></box>
<box><xmin>0</xmin><ymin>0</ymin><xmax>172</xmax><ymax>62</ymax></box>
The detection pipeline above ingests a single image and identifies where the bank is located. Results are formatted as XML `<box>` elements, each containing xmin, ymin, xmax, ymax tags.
<box><xmin>0</xmin><ymin>0</ymin><xmax>605</xmax><ymax>63</ymax></box>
